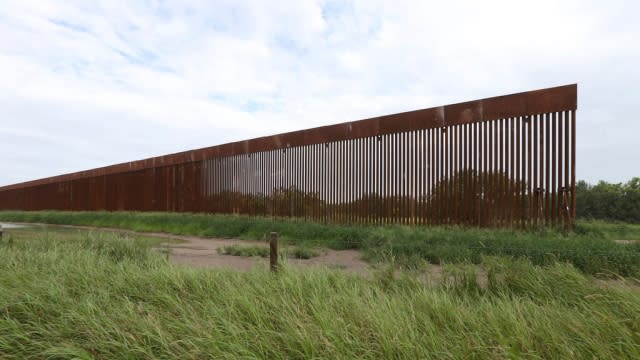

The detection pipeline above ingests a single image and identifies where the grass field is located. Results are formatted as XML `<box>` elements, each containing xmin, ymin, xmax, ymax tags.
<box><xmin>1</xmin><ymin>211</ymin><xmax>639</xmax><ymax>276</ymax></box>
<box><xmin>0</xmin><ymin>226</ymin><xmax>639</xmax><ymax>359</ymax></box>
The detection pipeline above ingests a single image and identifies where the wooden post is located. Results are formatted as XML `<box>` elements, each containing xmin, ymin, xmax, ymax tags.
<box><xmin>270</xmin><ymin>232</ymin><xmax>278</xmax><ymax>272</ymax></box>
<box><xmin>0</xmin><ymin>224</ymin><xmax>3</xmax><ymax>240</ymax></box>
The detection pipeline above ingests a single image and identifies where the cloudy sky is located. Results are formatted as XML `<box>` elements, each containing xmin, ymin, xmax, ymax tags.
<box><xmin>0</xmin><ymin>0</ymin><xmax>637</xmax><ymax>186</ymax></box>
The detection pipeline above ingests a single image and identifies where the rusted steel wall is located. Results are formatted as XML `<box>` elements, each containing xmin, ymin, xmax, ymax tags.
<box><xmin>0</xmin><ymin>84</ymin><xmax>577</xmax><ymax>228</ymax></box>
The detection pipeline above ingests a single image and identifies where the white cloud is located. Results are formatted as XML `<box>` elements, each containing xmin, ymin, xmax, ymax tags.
<box><xmin>0</xmin><ymin>0</ymin><xmax>639</xmax><ymax>186</ymax></box>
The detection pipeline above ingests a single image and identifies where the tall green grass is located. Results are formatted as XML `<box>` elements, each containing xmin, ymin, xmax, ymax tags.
<box><xmin>1</xmin><ymin>211</ymin><xmax>639</xmax><ymax>276</ymax></box>
<box><xmin>0</xmin><ymin>229</ymin><xmax>639</xmax><ymax>358</ymax></box>
<box><xmin>218</xmin><ymin>244</ymin><xmax>321</xmax><ymax>259</ymax></box>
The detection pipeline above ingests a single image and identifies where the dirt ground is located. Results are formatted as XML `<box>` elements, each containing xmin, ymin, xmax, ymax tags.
<box><xmin>4</xmin><ymin>223</ymin><xmax>638</xmax><ymax>290</ymax></box>
<box><xmin>6</xmin><ymin>223</ymin><xmax>371</xmax><ymax>274</ymax></box>
<box><xmin>155</xmin><ymin>235</ymin><xmax>370</xmax><ymax>274</ymax></box>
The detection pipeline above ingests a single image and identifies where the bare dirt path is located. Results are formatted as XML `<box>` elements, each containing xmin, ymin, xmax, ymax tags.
<box><xmin>8</xmin><ymin>222</ymin><xmax>370</xmax><ymax>274</ymax></box>
<box><xmin>158</xmin><ymin>236</ymin><xmax>368</xmax><ymax>274</ymax></box>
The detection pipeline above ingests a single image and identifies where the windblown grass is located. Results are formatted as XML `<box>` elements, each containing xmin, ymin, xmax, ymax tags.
<box><xmin>1</xmin><ymin>211</ymin><xmax>639</xmax><ymax>276</ymax></box>
<box><xmin>0</xmin><ymin>227</ymin><xmax>638</xmax><ymax>358</ymax></box>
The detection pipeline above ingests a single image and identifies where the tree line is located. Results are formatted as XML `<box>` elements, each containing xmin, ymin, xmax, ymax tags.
<box><xmin>577</xmin><ymin>177</ymin><xmax>640</xmax><ymax>223</ymax></box>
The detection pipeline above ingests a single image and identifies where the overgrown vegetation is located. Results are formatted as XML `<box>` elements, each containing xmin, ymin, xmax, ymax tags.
<box><xmin>218</xmin><ymin>244</ymin><xmax>270</xmax><ymax>257</ymax></box>
<box><xmin>1</xmin><ymin>210</ymin><xmax>639</xmax><ymax>276</ymax></box>
<box><xmin>577</xmin><ymin>177</ymin><xmax>640</xmax><ymax>223</ymax></box>
<box><xmin>0</xmin><ymin>227</ymin><xmax>639</xmax><ymax>358</ymax></box>
<box><xmin>218</xmin><ymin>244</ymin><xmax>321</xmax><ymax>259</ymax></box>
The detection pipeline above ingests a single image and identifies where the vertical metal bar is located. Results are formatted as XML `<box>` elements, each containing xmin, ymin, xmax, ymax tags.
<box><xmin>382</xmin><ymin>135</ymin><xmax>391</xmax><ymax>224</ymax></box>
<box><xmin>376</xmin><ymin>136</ymin><xmax>380</xmax><ymax>225</ymax></box>
<box><xmin>347</xmin><ymin>139</ymin><xmax>352</xmax><ymax>224</ymax></box>
<box><xmin>424</xmin><ymin>128</ymin><xmax>429</xmax><ymax>225</ymax></box>
<box><xmin>463</xmin><ymin>123</ymin><xmax>469</xmax><ymax>225</ymax></box>
<box><xmin>356</xmin><ymin>138</ymin><xmax>360</xmax><ymax>224</ymax></box>
<box><xmin>342</xmin><ymin>139</ymin><xmax>346</xmax><ymax>224</ymax></box>
<box><xmin>356</xmin><ymin>138</ymin><xmax>362</xmax><ymax>224</ymax></box>
<box><xmin>348</xmin><ymin>139</ymin><xmax>353</xmax><ymax>224</ymax></box>
<box><xmin>425</xmin><ymin>128</ymin><xmax>430</xmax><ymax>225</ymax></box>
<box><xmin>275</xmin><ymin>149</ymin><xmax>279</xmax><ymax>218</ymax></box>
<box><xmin>348</xmin><ymin>138</ymin><xmax>352</xmax><ymax>224</ymax></box>
<box><xmin>367</xmin><ymin>138</ymin><xmax>371</xmax><ymax>224</ymax></box>
<box><xmin>406</xmin><ymin>131</ymin><xmax>410</xmax><ymax>224</ymax></box>
<box><xmin>361</xmin><ymin>137</ymin><xmax>365</xmax><ymax>224</ymax></box>
<box><xmin>354</xmin><ymin>138</ymin><xmax>359</xmax><ymax>224</ymax></box>
<box><xmin>444</xmin><ymin>126</ymin><xmax>449</xmax><ymax>224</ymax></box>
<box><xmin>335</xmin><ymin>141</ymin><xmax>340</xmax><ymax>223</ymax></box>
<box><xmin>448</xmin><ymin>125</ymin><xmax>453</xmax><ymax>225</ymax></box>
<box><xmin>432</xmin><ymin>129</ymin><xmax>436</xmax><ymax>224</ymax></box>
<box><xmin>379</xmin><ymin>135</ymin><xmax>384</xmax><ymax>225</ymax></box>
<box><xmin>504</xmin><ymin>118</ymin><xmax>509</xmax><ymax>226</ymax></box>
<box><xmin>330</xmin><ymin>141</ymin><xmax>334</xmax><ymax>224</ymax></box>
<box><xmin>439</xmin><ymin>128</ymin><xmax>444</xmax><ymax>225</ymax></box>
<box><xmin>227</xmin><ymin>156</ymin><xmax>232</xmax><ymax>214</ymax></box>
<box><xmin>295</xmin><ymin>145</ymin><xmax>300</xmax><ymax>219</ymax></box>
<box><xmin>416</xmin><ymin>130</ymin><xmax>420</xmax><ymax>225</ymax></box>
<box><xmin>570</xmin><ymin>110</ymin><xmax>576</xmax><ymax>227</ymax></box>
<box><xmin>509</xmin><ymin>117</ymin><xmax>514</xmax><ymax>227</ymax></box>
<box><xmin>492</xmin><ymin>120</ymin><xmax>502</xmax><ymax>226</ymax></box>
<box><xmin>322</xmin><ymin>144</ymin><xmax>326</xmax><ymax>223</ymax></box>
<box><xmin>480</xmin><ymin>120</ymin><xmax>485</xmax><ymax>226</ymax></box>
<box><xmin>401</xmin><ymin>132</ymin><xmax>406</xmax><ymax>224</ymax></box>
<box><xmin>334</xmin><ymin>141</ymin><xmax>337</xmax><ymax>224</ymax></box>
<box><xmin>237</xmin><ymin>154</ymin><xmax>241</xmax><ymax>214</ymax></box>
<box><xmin>551</xmin><ymin>112</ymin><xmax>557</xmax><ymax>226</ymax></box>
<box><xmin>516</xmin><ymin>117</ymin><xmax>521</xmax><ymax>228</ymax></box>
<box><xmin>497</xmin><ymin>119</ymin><xmax>503</xmax><ymax>226</ymax></box>
<box><xmin>399</xmin><ymin>132</ymin><xmax>403</xmax><ymax>225</ymax></box>
<box><xmin>303</xmin><ymin>145</ymin><xmax>307</xmax><ymax>220</ymax></box>
<box><xmin>438</xmin><ymin>127</ymin><xmax>444</xmax><ymax>225</ymax></box>
<box><xmin>392</xmin><ymin>133</ymin><xmax>396</xmax><ymax>225</ymax></box>
<box><xmin>533</xmin><ymin>115</ymin><xmax>538</xmax><ymax>227</ymax></box>
<box><xmin>269</xmin><ymin>150</ymin><xmax>274</xmax><ymax>217</ymax></box>
<box><xmin>357</xmin><ymin>137</ymin><xmax>362</xmax><ymax>224</ymax></box>
<box><xmin>230</xmin><ymin>155</ymin><xmax>234</xmax><ymax>214</ymax></box>
<box><xmin>292</xmin><ymin>145</ymin><xmax>297</xmax><ymax>218</ymax></box>
<box><xmin>458</xmin><ymin>125</ymin><xmax>462</xmax><ymax>224</ymax></box>
<box><xmin>490</xmin><ymin>120</ymin><xmax>496</xmax><ymax>226</ymax></box>
<box><xmin>471</xmin><ymin>122</ymin><xmax>476</xmax><ymax>225</ymax></box>
<box><xmin>371</xmin><ymin>137</ymin><xmax>375</xmax><ymax>225</ymax></box>
<box><xmin>316</xmin><ymin>144</ymin><xmax>319</xmax><ymax>222</ymax></box>
<box><xmin>408</xmin><ymin>131</ymin><xmax>412</xmax><ymax>225</ymax></box>
<box><xmin>453</xmin><ymin>125</ymin><xmax>458</xmax><ymax>224</ymax></box>
<box><xmin>545</xmin><ymin>113</ymin><xmax>551</xmax><ymax>226</ymax></box>
<box><xmin>447</xmin><ymin>125</ymin><xmax>451</xmax><ymax>225</ymax></box>
<box><xmin>317</xmin><ymin>143</ymin><xmax>322</xmax><ymax>222</ymax></box>
<box><xmin>397</xmin><ymin>132</ymin><xmax>401</xmax><ymax>225</ymax></box>
<box><xmin>421</xmin><ymin>129</ymin><xmax>427</xmax><ymax>225</ymax></box>
<box><xmin>538</xmin><ymin>114</ymin><xmax>544</xmax><ymax>227</ymax></box>
<box><xmin>324</xmin><ymin>143</ymin><xmax>329</xmax><ymax>224</ymax></box>
<box><xmin>558</xmin><ymin>112</ymin><xmax>564</xmax><ymax>224</ymax></box>
<box><xmin>298</xmin><ymin>146</ymin><xmax>303</xmax><ymax>220</ymax></box>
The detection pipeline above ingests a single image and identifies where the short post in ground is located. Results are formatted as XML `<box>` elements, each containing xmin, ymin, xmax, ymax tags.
<box><xmin>0</xmin><ymin>224</ymin><xmax>3</xmax><ymax>241</ymax></box>
<box><xmin>270</xmin><ymin>232</ymin><xmax>279</xmax><ymax>272</ymax></box>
